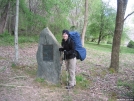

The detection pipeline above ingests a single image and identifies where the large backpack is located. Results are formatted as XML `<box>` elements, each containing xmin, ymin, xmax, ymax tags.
<box><xmin>69</xmin><ymin>31</ymin><xmax>86</xmax><ymax>61</ymax></box>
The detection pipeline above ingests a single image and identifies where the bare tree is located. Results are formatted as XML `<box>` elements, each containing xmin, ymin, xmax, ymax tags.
<box><xmin>81</xmin><ymin>0</ymin><xmax>88</xmax><ymax>46</ymax></box>
<box><xmin>14</xmin><ymin>0</ymin><xmax>19</xmax><ymax>64</ymax></box>
<box><xmin>110</xmin><ymin>0</ymin><xmax>128</xmax><ymax>72</ymax></box>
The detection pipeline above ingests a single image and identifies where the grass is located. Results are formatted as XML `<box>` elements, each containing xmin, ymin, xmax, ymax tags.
<box><xmin>0</xmin><ymin>31</ymin><xmax>39</xmax><ymax>46</ymax></box>
<box><xmin>0</xmin><ymin>31</ymin><xmax>134</xmax><ymax>54</ymax></box>
<box><xmin>120</xmin><ymin>46</ymin><xmax>134</xmax><ymax>54</ymax></box>
<box><xmin>85</xmin><ymin>42</ymin><xmax>134</xmax><ymax>54</ymax></box>
<box><xmin>0</xmin><ymin>31</ymin><xmax>14</xmax><ymax>46</ymax></box>
<box><xmin>75</xmin><ymin>74</ymin><xmax>90</xmax><ymax>89</ymax></box>
<box><xmin>61</xmin><ymin>71</ymin><xmax>90</xmax><ymax>89</ymax></box>
<box><xmin>35</xmin><ymin>78</ymin><xmax>45</xmax><ymax>83</ymax></box>
<box><xmin>85</xmin><ymin>42</ymin><xmax>112</xmax><ymax>52</ymax></box>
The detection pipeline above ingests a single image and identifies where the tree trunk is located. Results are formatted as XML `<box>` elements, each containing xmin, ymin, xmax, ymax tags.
<box><xmin>0</xmin><ymin>1</ymin><xmax>10</xmax><ymax>34</ymax></box>
<box><xmin>110</xmin><ymin>0</ymin><xmax>128</xmax><ymax>72</ymax></box>
<box><xmin>7</xmin><ymin>1</ymin><xmax>16</xmax><ymax>35</ymax></box>
<box><xmin>97</xmin><ymin>32</ymin><xmax>102</xmax><ymax>45</ymax></box>
<box><xmin>14</xmin><ymin>0</ymin><xmax>19</xmax><ymax>64</ymax></box>
<box><xmin>81</xmin><ymin>0</ymin><xmax>88</xmax><ymax>46</ymax></box>
<box><xmin>97</xmin><ymin>8</ymin><xmax>104</xmax><ymax>45</ymax></box>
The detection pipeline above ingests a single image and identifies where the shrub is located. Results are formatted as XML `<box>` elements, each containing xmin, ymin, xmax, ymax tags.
<box><xmin>127</xmin><ymin>40</ymin><xmax>134</xmax><ymax>48</ymax></box>
<box><xmin>0</xmin><ymin>31</ymin><xmax>14</xmax><ymax>46</ymax></box>
<box><xmin>107</xmin><ymin>40</ymin><xmax>112</xmax><ymax>44</ymax></box>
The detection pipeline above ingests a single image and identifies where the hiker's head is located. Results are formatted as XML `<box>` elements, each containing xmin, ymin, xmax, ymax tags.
<box><xmin>62</xmin><ymin>29</ymin><xmax>69</xmax><ymax>41</ymax></box>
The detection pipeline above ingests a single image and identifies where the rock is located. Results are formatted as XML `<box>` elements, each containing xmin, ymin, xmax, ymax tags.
<box><xmin>36</xmin><ymin>27</ymin><xmax>61</xmax><ymax>84</ymax></box>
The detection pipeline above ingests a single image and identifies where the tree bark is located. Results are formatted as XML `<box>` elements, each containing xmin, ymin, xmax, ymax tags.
<box><xmin>97</xmin><ymin>32</ymin><xmax>102</xmax><ymax>45</ymax></box>
<box><xmin>81</xmin><ymin>0</ymin><xmax>88</xmax><ymax>46</ymax></box>
<box><xmin>14</xmin><ymin>0</ymin><xmax>19</xmax><ymax>64</ymax></box>
<box><xmin>0</xmin><ymin>1</ymin><xmax>10</xmax><ymax>34</ymax></box>
<box><xmin>97</xmin><ymin>13</ymin><xmax>104</xmax><ymax>45</ymax></box>
<box><xmin>110</xmin><ymin>0</ymin><xmax>128</xmax><ymax>72</ymax></box>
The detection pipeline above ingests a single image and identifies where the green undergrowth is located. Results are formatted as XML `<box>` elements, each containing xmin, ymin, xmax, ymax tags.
<box><xmin>0</xmin><ymin>31</ymin><xmax>14</xmax><ymax>46</ymax></box>
<box><xmin>75</xmin><ymin>74</ymin><xmax>90</xmax><ymax>89</ymax></box>
<box><xmin>0</xmin><ymin>30</ymin><xmax>61</xmax><ymax>46</ymax></box>
<box><xmin>0</xmin><ymin>31</ymin><xmax>39</xmax><ymax>46</ymax></box>
<box><xmin>61</xmin><ymin>70</ymin><xmax>91</xmax><ymax>89</ymax></box>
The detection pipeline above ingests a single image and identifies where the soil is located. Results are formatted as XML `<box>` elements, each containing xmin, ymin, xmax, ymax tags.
<box><xmin>0</xmin><ymin>43</ymin><xmax>134</xmax><ymax>101</ymax></box>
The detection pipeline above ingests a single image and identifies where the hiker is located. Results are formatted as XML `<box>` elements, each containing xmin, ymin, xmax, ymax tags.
<box><xmin>59</xmin><ymin>29</ymin><xmax>76</xmax><ymax>89</ymax></box>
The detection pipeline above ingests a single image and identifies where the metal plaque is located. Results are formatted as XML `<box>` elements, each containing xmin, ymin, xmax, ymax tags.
<box><xmin>43</xmin><ymin>45</ymin><xmax>53</xmax><ymax>61</ymax></box>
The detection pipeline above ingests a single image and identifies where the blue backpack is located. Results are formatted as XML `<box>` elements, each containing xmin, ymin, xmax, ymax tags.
<box><xmin>69</xmin><ymin>31</ymin><xmax>86</xmax><ymax>61</ymax></box>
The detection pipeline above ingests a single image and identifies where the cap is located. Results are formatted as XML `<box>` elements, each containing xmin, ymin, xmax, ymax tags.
<box><xmin>62</xmin><ymin>29</ymin><xmax>69</xmax><ymax>35</ymax></box>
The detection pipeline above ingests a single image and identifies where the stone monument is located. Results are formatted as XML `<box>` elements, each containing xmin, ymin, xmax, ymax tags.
<box><xmin>36</xmin><ymin>27</ymin><xmax>61</xmax><ymax>84</ymax></box>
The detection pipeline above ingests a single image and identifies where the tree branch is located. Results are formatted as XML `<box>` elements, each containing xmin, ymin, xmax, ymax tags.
<box><xmin>102</xmin><ymin>33</ymin><xmax>111</xmax><ymax>39</ymax></box>
<box><xmin>0</xmin><ymin>84</ymin><xmax>33</xmax><ymax>88</ymax></box>
<box><xmin>124</xmin><ymin>11</ymin><xmax>134</xmax><ymax>21</ymax></box>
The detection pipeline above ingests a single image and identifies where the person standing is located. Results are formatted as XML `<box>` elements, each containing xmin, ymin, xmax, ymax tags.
<box><xmin>59</xmin><ymin>29</ymin><xmax>76</xmax><ymax>89</ymax></box>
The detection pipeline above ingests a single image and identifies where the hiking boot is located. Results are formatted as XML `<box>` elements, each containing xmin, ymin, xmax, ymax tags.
<box><xmin>66</xmin><ymin>86</ymin><xmax>74</xmax><ymax>89</ymax></box>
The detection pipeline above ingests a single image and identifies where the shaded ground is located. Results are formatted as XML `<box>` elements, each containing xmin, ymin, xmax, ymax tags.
<box><xmin>0</xmin><ymin>43</ymin><xmax>134</xmax><ymax>101</ymax></box>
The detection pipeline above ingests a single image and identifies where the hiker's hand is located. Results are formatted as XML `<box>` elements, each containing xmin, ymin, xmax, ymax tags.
<box><xmin>64</xmin><ymin>50</ymin><xmax>68</xmax><ymax>55</ymax></box>
<box><xmin>59</xmin><ymin>48</ymin><xmax>64</xmax><ymax>51</ymax></box>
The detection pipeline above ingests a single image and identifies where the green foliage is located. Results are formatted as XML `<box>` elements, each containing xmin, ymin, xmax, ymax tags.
<box><xmin>48</xmin><ymin>14</ymin><xmax>71</xmax><ymax>35</ymax></box>
<box><xmin>42</xmin><ymin>0</ymin><xmax>73</xmax><ymax>15</ymax></box>
<box><xmin>44</xmin><ymin>0</ymin><xmax>73</xmax><ymax>35</ymax></box>
<box><xmin>0</xmin><ymin>0</ymin><xmax>8</xmax><ymax>9</ymax></box>
<box><xmin>121</xmin><ymin>26</ymin><xmax>130</xmax><ymax>45</ymax></box>
<box><xmin>55</xmin><ymin>33</ymin><xmax>62</xmax><ymax>43</ymax></box>
<box><xmin>18</xmin><ymin>0</ymin><xmax>73</xmax><ymax>37</ymax></box>
<box><xmin>75</xmin><ymin>74</ymin><xmax>90</xmax><ymax>89</ymax></box>
<box><xmin>107</xmin><ymin>40</ymin><xmax>112</xmax><ymax>44</ymax></box>
<box><xmin>19</xmin><ymin>0</ymin><xmax>47</xmax><ymax>35</ymax></box>
<box><xmin>0</xmin><ymin>31</ymin><xmax>38</xmax><ymax>46</ymax></box>
<box><xmin>0</xmin><ymin>31</ymin><xmax>14</xmax><ymax>46</ymax></box>
<box><xmin>18</xmin><ymin>35</ymin><xmax>38</xmax><ymax>43</ymax></box>
<box><xmin>87</xmin><ymin>0</ymin><xmax>116</xmax><ymax>43</ymax></box>
<box><xmin>127</xmin><ymin>40</ymin><xmax>134</xmax><ymax>48</ymax></box>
